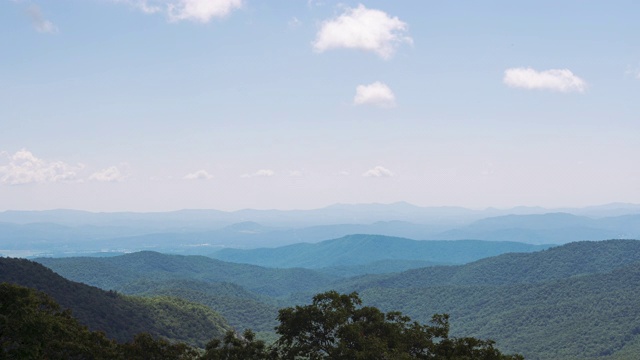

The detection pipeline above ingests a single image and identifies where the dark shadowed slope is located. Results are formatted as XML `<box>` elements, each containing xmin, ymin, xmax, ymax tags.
<box><xmin>0</xmin><ymin>257</ymin><xmax>230</xmax><ymax>347</ymax></box>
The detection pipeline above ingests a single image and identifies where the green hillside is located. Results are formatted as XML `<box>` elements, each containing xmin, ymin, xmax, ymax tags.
<box><xmin>0</xmin><ymin>257</ymin><xmax>230</xmax><ymax>347</ymax></box>
<box><xmin>316</xmin><ymin>240</ymin><xmax>640</xmax><ymax>359</ymax></box>
<box><xmin>359</xmin><ymin>262</ymin><xmax>640</xmax><ymax>360</ymax></box>
<box><xmin>26</xmin><ymin>239</ymin><xmax>640</xmax><ymax>359</ymax></box>
<box><xmin>335</xmin><ymin>239</ymin><xmax>640</xmax><ymax>291</ymax></box>
<box><xmin>118</xmin><ymin>279</ymin><xmax>280</xmax><ymax>333</ymax></box>
<box><xmin>35</xmin><ymin>251</ymin><xmax>339</xmax><ymax>297</ymax></box>
<box><xmin>211</xmin><ymin>234</ymin><xmax>552</xmax><ymax>268</ymax></box>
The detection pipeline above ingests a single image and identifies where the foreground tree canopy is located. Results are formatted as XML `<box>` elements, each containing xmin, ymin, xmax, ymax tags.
<box><xmin>1</xmin><ymin>283</ymin><xmax>521</xmax><ymax>359</ymax></box>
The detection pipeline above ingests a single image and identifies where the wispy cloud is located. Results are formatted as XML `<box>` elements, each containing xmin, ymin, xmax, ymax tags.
<box><xmin>503</xmin><ymin>67</ymin><xmax>587</xmax><ymax>93</ymax></box>
<box><xmin>114</xmin><ymin>0</ymin><xmax>243</xmax><ymax>23</ymax></box>
<box><xmin>354</xmin><ymin>81</ymin><xmax>396</xmax><ymax>108</ymax></box>
<box><xmin>241</xmin><ymin>169</ymin><xmax>275</xmax><ymax>178</ymax></box>
<box><xmin>313</xmin><ymin>4</ymin><xmax>412</xmax><ymax>59</ymax></box>
<box><xmin>89</xmin><ymin>166</ymin><xmax>127</xmax><ymax>182</ymax></box>
<box><xmin>288</xmin><ymin>17</ymin><xmax>302</xmax><ymax>29</ymax></box>
<box><xmin>26</xmin><ymin>4</ymin><xmax>58</xmax><ymax>33</ymax></box>
<box><xmin>625</xmin><ymin>65</ymin><xmax>640</xmax><ymax>80</ymax></box>
<box><xmin>362</xmin><ymin>166</ymin><xmax>394</xmax><ymax>178</ymax></box>
<box><xmin>0</xmin><ymin>149</ymin><xmax>81</xmax><ymax>185</ymax></box>
<box><xmin>183</xmin><ymin>169</ymin><xmax>214</xmax><ymax>180</ymax></box>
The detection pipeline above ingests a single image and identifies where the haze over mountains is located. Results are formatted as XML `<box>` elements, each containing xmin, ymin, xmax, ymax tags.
<box><xmin>1</xmin><ymin>202</ymin><xmax>639</xmax><ymax>257</ymax></box>
<box><xmin>3</xmin><ymin>202</ymin><xmax>640</xmax><ymax>358</ymax></box>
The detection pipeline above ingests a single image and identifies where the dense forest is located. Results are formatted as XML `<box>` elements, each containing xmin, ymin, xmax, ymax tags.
<box><xmin>28</xmin><ymin>239</ymin><xmax>640</xmax><ymax>359</ymax></box>
<box><xmin>0</xmin><ymin>279</ymin><xmax>521</xmax><ymax>359</ymax></box>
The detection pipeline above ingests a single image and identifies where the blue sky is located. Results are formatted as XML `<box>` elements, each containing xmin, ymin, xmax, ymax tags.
<box><xmin>1</xmin><ymin>0</ymin><xmax>639</xmax><ymax>211</ymax></box>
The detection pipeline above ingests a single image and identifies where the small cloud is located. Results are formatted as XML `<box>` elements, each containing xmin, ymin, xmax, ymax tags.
<box><xmin>288</xmin><ymin>16</ymin><xmax>302</xmax><ymax>28</ymax></box>
<box><xmin>89</xmin><ymin>166</ymin><xmax>126</xmax><ymax>182</ymax></box>
<box><xmin>26</xmin><ymin>4</ymin><xmax>58</xmax><ymax>33</ymax></box>
<box><xmin>625</xmin><ymin>65</ymin><xmax>640</xmax><ymax>80</ymax></box>
<box><xmin>288</xmin><ymin>170</ymin><xmax>303</xmax><ymax>177</ymax></box>
<box><xmin>183</xmin><ymin>169</ymin><xmax>214</xmax><ymax>180</ymax></box>
<box><xmin>354</xmin><ymin>81</ymin><xmax>396</xmax><ymax>108</ymax></box>
<box><xmin>0</xmin><ymin>149</ymin><xmax>81</xmax><ymax>185</ymax></box>
<box><xmin>115</xmin><ymin>0</ymin><xmax>243</xmax><ymax>23</ymax></box>
<box><xmin>503</xmin><ymin>67</ymin><xmax>587</xmax><ymax>93</ymax></box>
<box><xmin>362</xmin><ymin>166</ymin><xmax>394</xmax><ymax>178</ymax></box>
<box><xmin>167</xmin><ymin>0</ymin><xmax>243</xmax><ymax>22</ymax></box>
<box><xmin>338</xmin><ymin>171</ymin><xmax>350</xmax><ymax>176</ymax></box>
<box><xmin>313</xmin><ymin>4</ymin><xmax>412</xmax><ymax>59</ymax></box>
<box><xmin>241</xmin><ymin>169</ymin><xmax>275</xmax><ymax>178</ymax></box>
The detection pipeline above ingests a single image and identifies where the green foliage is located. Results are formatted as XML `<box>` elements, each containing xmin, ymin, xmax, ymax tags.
<box><xmin>1</xmin><ymin>283</ymin><xmax>518</xmax><ymax>360</ymax></box>
<box><xmin>273</xmin><ymin>291</ymin><xmax>522</xmax><ymax>360</ymax></box>
<box><xmin>0</xmin><ymin>257</ymin><xmax>231</xmax><ymax>346</ymax></box>
<box><xmin>121</xmin><ymin>333</ymin><xmax>199</xmax><ymax>360</ymax></box>
<box><xmin>201</xmin><ymin>330</ymin><xmax>271</xmax><ymax>360</ymax></box>
<box><xmin>0</xmin><ymin>282</ymin><xmax>121</xmax><ymax>359</ymax></box>
<box><xmin>126</xmin><ymin>296</ymin><xmax>230</xmax><ymax>348</ymax></box>
<box><xmin>118</xmin><ymin>279</ymin><xmax>280</xmax><ymax>333</ymax></box>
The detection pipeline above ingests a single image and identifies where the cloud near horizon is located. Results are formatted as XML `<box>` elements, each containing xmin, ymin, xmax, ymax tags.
<box><xmin>89</xmin><ymin>166</ymin><xmax>127</xmax><ymax>182</ymax></box>
<box><xmin>241</xmin><ymin>169</ymin><xmax>275</xmax><ymax>178</ymax></box>
<box><xmin>503</xmin><ymin>67</ymin><xmax>587</xmax><ymax>93</ymax></box>
<box><xmin>362</xmin><ymin>166</ymin><xmax>394</xmax><ymax>178</ymax></box>
<box><xmin>353</xmin><ymin>81</ymin><xmax>396</xmax><ymax>107</ymax></box>
<box><xmin>114</xmin><ymin>0</ymin><xmax>243</xmax><ymax>22</ymax></box>
<box><xmin>0</xmin><ymin>150</ymin><xmax>81</xmax><ymax>185</ymax></box>
<box><xmin>313</xmin><ymin>4</ymin><xmax>412</xmax><ymax>59</ymax></box>
<box><xmin>183</xmin><ymin>169</ymin><xmax>214</xmax><ymax>180</ymax></box>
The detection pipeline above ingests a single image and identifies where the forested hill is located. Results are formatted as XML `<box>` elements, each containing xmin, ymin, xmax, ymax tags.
<box><xmin>0</xmin><ymin>257</ymin><xmax>231</xmax><ymax>347</ymax></box>
<box><xmin>317</xmin><ymin>239</ymin><xmax>640</xmax><ymax>359</ymax></box>
<box><xmin>336</xmin><ymin>239</ymin><xmax>640</xmax><ymax>290</ymax></box>
<box><xmin>35</xmin><ymin>251</ymin><xmax>338</xmax><ymax>297</ymax></box>
<box><xmin>210</xmin><ymin>234</ymin><xmax>552</xmax><ymax>268</ymax></box>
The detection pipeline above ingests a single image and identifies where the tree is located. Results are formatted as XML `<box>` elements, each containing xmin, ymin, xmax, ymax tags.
<box><xmin>0</xmin><ymin>282</ymin><xmax>120</xmax><ymax>359</ymax></box>
<box><xmin>201</xmin><ymin>329</ymin><xmax>272</xmax><ymax>360</ymax></box>
<box><xmin>121</xmin><ymin>333</ymin><xmax>199</xmax><ymax>360</ymax></box>
<box><xmin>273</xmin><ymin>291</ymin><xmax>523</xmax><ymax>360</ymax></box>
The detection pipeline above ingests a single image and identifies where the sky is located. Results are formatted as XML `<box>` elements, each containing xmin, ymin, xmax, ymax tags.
<box><xmin>1</xmin><ymin>0</ymin><xmax>639</xmax><ymax>212</ymax></box>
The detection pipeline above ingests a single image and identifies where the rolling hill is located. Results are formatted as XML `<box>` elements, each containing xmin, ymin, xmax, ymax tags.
<box><xmin>35</xmin><ymin>251</ymin><xmax>339</xmax><ymax>297</ymax></box>
<box><xmin>210</xmin><ymin>234</ymin><xmax>552</xmax><ymax>268</ymax></box>
<box><xmin>0</xmin><ymin>257</ymin><xmax>230</xmax><ymax>347</ymax></box>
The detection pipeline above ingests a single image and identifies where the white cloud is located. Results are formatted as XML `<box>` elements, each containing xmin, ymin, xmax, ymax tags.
<box><xmin>362</xmin><ymin>166</ymin><xmax>394</xmax><ymax>178</ymax></box>
<box><xmin>183</xmin><ymin>169</ymin><xmax>214</xmax><ymax>180</ymax></box>
<box><xmin>313</xmin><ymin>4</ymin><xmax>412</xmax><ymax>59</ymax></box>
<box><xmin>503</xmin><ymin>67</ymin><xmax>587</xmax><ymax>93</ymax></box>
<box><xmin>354</xmin><ymin>81</ymin><xmax>396</xmax><ymax>107</ymax></box>
<box><xmin>114</xmin><ymin>0</ymin><xmax>243</xmax><ymax>22</ymax></box>
<box><xmin>288</xmin><ymin>170</ymin><xmax>303</xmax><ymax>177</ymax></box>
<box><xmin>89</xmin><ymin>166</ymin><xmax>127</xmax><ymax>182</ymax></box>
<box><xmin>26</xmin><ymin>4</ymin><xmax>58</xmax><ymax>33</ymax></box>
<box><xmin>241</xmin><ymin>169</ymin><xmax>275</xmax><ymax>178</ymax></box>
<box><xmin>0</xmin><ymin>150</ymin><xmax>81</xmax><ymax>185</ymax></box>
<box><xmin>288</xmin><ymin>17</ymin><xmax>302</xmax><ymax>29</ymax></box>
<box><xmin>625</xmin><ymin>65</ymin><xmax>640</xmax><ymax>80</ymax></box>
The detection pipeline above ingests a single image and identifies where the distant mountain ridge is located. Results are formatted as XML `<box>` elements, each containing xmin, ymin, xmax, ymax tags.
<box><xmin>3</xmin><ymin>202</ymin><xmax>640</xmax><ymax>227</ymax></box>
<box><xmin>210</xmin><ymin>234</ymin><xmax>552</xmax><ymax>269</ymax></box>
<box><xmin>2</xmin><ymin>203</ymin><xmax>640</xmax><ymax>257</ymax></box>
